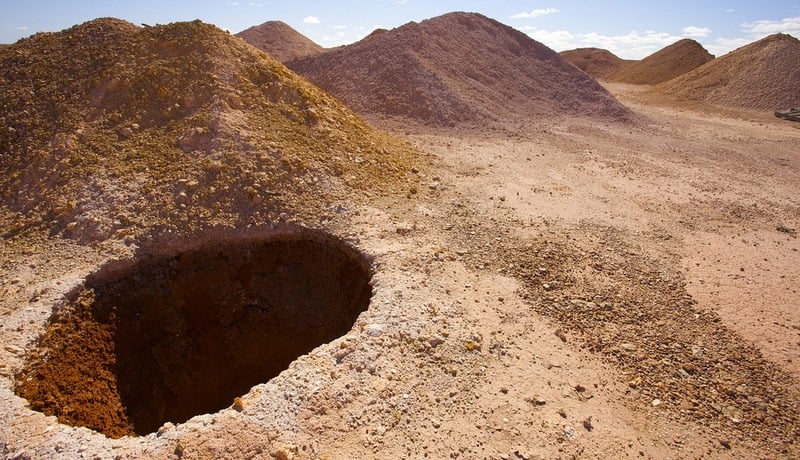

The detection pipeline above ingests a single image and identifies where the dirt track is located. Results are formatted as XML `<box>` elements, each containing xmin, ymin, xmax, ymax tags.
<box><xmin>1</xmin><ymin>84</ymin><xmax>799</xmax><ymax>458</ymax></box>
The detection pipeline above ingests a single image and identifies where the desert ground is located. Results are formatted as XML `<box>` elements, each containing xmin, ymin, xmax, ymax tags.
<box><xmin>1</xmin><ymin>77</ymin><xmax>798</xmax><ymax>459</ymax></box>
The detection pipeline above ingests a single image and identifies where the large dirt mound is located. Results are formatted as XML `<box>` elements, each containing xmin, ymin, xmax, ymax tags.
<box><xmin>654</xmin><ymin>33</ymin><xmax>800</xmax><ymax>110</ymax></box>
<box><xmin>610</xmin><ymin>39</ymin><xmax>714</xmax><ymax>85</ymax></box>
<box><xmin>560</xmin><ymin>47</ymin><xmax>631</xmax><ymax>80</ymax></box>
<box><xmin>236</xmin><ymin>20</ymin><xmax>324</xmax><ymax>62</ymax></box>
<box><xmin>288</xmin><ymin>12</ymin><xmax>632</xmax><ymax>127</ymax></box>
<box><xmin>0</xmin><ymin>18</ymin><xmax>419</xmax><ymax>243</ymax></box>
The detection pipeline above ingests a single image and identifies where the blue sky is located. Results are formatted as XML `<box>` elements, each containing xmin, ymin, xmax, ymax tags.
<box><xmin>2</xmin><ymin>1</ymin><xmax>800</xmax><ymax>59</ymax></box>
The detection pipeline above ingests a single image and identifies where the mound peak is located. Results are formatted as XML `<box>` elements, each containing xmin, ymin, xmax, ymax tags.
<box><xmin>0</xmin><ymin>18</ymin><xmax>418</xmax><ymax>243</ymax></box>
<box><xmin>654</xmin><ymin>33</ymin><xmax>800</xmax><ymax>111</ymax></box>
<box><xmin>288</xmin><ymin>11</ymin><xmax>632</xmax><ymax>128</ymax></box>
<box><xmin>610</xmin><ymin>39</ymin><xmax>714</xmax><ymax>85</ymax></box>
<box><xmin>236</xmin><ymin>20</ymin><xmax>324</xmax><ymax>62</ymax></box>
<box><xmin>560</xmin><ymin>47</ymin><xmax>631</xmax><ymax>80</ymax></box>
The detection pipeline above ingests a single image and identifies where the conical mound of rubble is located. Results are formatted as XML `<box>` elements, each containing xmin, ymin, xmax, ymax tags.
<box><xmin>560</xmin><ymin>47</ymin><xmax>631</xmax><ymax>80</ymax></box>
<box><xmin>610</xmin><ymin>39</ymin><xmax>714</xmax><ymax>85</ymax></box>
<box><xmin>236</xmin><ymin>20</ymin><xmax>324</xmax><ymax>62</ymax></box>
<box><xmin>288</xmin><ymin>12</ymin><xmax>633</xmax><ymax>127</ymax></box>
<box><xmin>0</xmin><ymin>18</ymin><xmax>418</xmax><ymax>242</ymax></box>
<box><xmin>654</xmin><ymin>33</ymin><xmax>800</xmax><ymax>110</ymax></box>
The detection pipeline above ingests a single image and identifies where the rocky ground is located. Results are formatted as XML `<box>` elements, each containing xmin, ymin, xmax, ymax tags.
<box><xmin>1</xmin><ymin>82</ymin><xmax>799</xmax><ymax>459</ymax></box>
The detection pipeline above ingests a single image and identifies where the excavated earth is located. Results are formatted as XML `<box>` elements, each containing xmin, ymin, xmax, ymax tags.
<box><xmin>608</xmin><ymin>39</ymin><xmax>714</xmax><ymax>85</ymax></box>
<box><xmin>1</xmin><ymin>17</ymin><xmax>799</xmax><ymax>460</ymax></box>
<box><xmin>288</xmin><ymin>12</ymin><xmax>632</xmax><ymax>129</ymax></box>
<box><xmin>654</xmin><ymin>33</ymin><xmax>800</xmax><ymax>111</ymax></box>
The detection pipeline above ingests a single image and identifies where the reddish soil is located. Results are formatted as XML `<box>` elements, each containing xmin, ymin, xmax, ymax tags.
<box><xmin>288</xmin><ymin>12</ymin><xmax>632</xmax><ymax>128</ymax></box>
<box><xmin>560</xmin><ymin>47</ymin><xmax>632</xmax><ymax>80</ymax></box>
<box><xmin>236</xmin><ymin>21</ymin><xmax>324</xmax><ymax>62</ymax></box>
<box><xmin>654</xmin><ymin>33</ymin><xmax>800</xmax><ymax>110</ymax></box>
<box><xmin>609</xmin><ymin>39</ymin><xmax>714</xmax><ymax>85</ymax></box>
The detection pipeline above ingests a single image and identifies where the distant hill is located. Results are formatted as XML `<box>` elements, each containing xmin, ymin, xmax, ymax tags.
<box><xmin>654</xmin><ymin>33</ymin><xmax>800</xmax><ymax>110</ymax></box>
<box><xmin>560</xmin><ymin>47</ymin><xmax>631</xmax><ymax>80</ymax></box>
<box><xmin>236</xmin><ymin>20</ymin><xmax>324</xmax><ymax>62</ymax></box>
<box><xmin>610</xmin><ymin>39</ymin><xmax>714</xmax><ymax>85</ymax></box>
<box><xmin>288</xmin><ymin>12</ymin><xmax>632</xmax><ymax>127</ymax></box>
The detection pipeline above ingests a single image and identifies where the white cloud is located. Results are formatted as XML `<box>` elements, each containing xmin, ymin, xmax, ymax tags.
<box><xmin>303</xmin><ymin>16</ymin><xmax>320</xmax><ymax>24</ymax></box>
<box><xmin>725</xmin><ymin>9</ymin><xmax>735</xmax><ymax>13</ymax></box>
<box><xmin>706</xmin><ymin>37</ymin><xmax>749</xmax><ymax>57</ymax></box>
<box><xmin>248</xmin><ymin>1</ymin><xmax>262</xmax><ymax>6</ymax></box>
<box><xmin>333</xmin><ymin>25</ymin><xmax>348</xmax><ymax>29</ymax></box>
<box><xmin>16</xmin><ymin>26</ymin><xmax>29</xmax><ymax>31</ymax></box>
<box><xmin>226</xmin><ymin>1</ymin><xmax>239</xmax><ymax>6</ymax></box>
<box><xmin>511</xmin><ymin>8</ymin><xmax>560</xmax><ymax>19</ymax></box>
<box><xmin>741</xmin><ymin>16</ymin><xmax>800</xmax><ymax>36</ymax></box>
<box><xmin>396</xmin><ymin>0</ymin><xmax>409</xmax><ymax>4</ymax></box>
<box><xmin>519</xmin><ymin>27</ymin><xmax>686</xmax><ymax>59</ymax></box>
<box><xmin>682</xmin><ymin>26</ymin><xmax>711</xmax><ymax>37</ymax></box>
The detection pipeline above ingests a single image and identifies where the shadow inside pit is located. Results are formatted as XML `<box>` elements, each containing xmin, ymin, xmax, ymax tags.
<box><xmin>15</xmin><ymin>229</ymin><xmax>372</xmax><ymax>437</ymax></box>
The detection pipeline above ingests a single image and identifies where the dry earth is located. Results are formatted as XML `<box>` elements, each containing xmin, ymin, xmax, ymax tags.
<box><xmin>2</xmin><ymin>82</ymin><xmax>799</xmax><ymax>458</ymax></box>
<box><xmin>1</xmin><ymin>20</ymin><xmax>799</xmax><ymax>459</ymax></box>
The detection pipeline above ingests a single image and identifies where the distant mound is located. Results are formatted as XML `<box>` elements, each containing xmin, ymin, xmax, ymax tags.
<box><xmin>654</xmin><ymin>34</ymin><xmax>800</xmax><ymax>111</ymax></box>
<box><xmin>236</xmin><ymin>20</ymin><xmax>324</xmax><ymax>62</ymax></box>
<box><xmin>610</xmin><ymin>39</ymin><xmax>714</xmax><ymax>85</ymax></box>
<box><xmin>288</xmin><ymin>12</ymin><xmax>632</xmax><ymax>127</ymax></box>
<box><xmin>560</xmin><ymin>47</ymin><xmax>631</xmax><ymax>80</ymax></box>
<box><xmin>0</xmin><ymin>18</ymin><xmax>418</xmax><ymax>243</ymax></box>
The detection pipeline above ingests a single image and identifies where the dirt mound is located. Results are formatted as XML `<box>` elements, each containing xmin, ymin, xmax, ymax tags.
<box><xmin>654</xmin><ymin>33</ymin><xmax>800</xmax><ymax>110</ymax></box>
<box><xmin>288</xmin><ymin>12</ymin><xmax>632</xmax><ymax>127</ymax></box>
<box><xmin>610</xmin><ymin>39</ymin><xmax>714</xmax><ymax>85</ymax></box>
<box><xmin>560</xmin><ymin>47</ymin><xmax>631</xmax><ymax>80</ymax></box>
<box><xmin>236</xmin><ymin>20</ymin><xmax>324</xmax><ymax>62</ymax></box>
<box><xmin>0</xmin><ymin>18</ymin><xmax>419</xmax><ymax>243</ymax></box>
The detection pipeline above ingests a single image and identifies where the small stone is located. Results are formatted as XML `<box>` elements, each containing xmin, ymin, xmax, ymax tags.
<box><xmin>364</xmin><ymin>323</ymin><xmax>385</xmax><ymax>337</ymax></box>
<box><xmin>432</xmin><ymin>419</ymin><xmax>441</xmax><ymax>429</ymax></box>
<box><xmin>651</xmin><ymin>399</ymin><xmax>662</xmax><ymax>408</ymax></box>
<box><xmin>500</xmin><ymin>387</ymin><xmax>509</xmax><ymax>394</ymax></box>
<box><xmin>620</xmin><ymin>343</ymin><xmax>638</xmax><ymax>352</ymax></box>
<box><xmin>563</xmin><ymin>425</ymin><xmax>577</xmax><ymax>441</ymax></box>
<box><xmin>582</xmin><ymin>416</ymin><xmax>593</xmax><ymax>431</ymax></box>
<box><xmin>428</xmin><ymin>335</ymin><xmax>445</xmax><ymax>347</ymax></box>
<box><xmin>157</xmin><ymin>422</ymin><xmax>175</xmax><ymax>436</ymax></box>
<box><xmin>719</xmin><ymin>439</ymin><xmax>731</xmax><ymax>449</ymax></box>
<box><xmin>554</xmin><ymin>329</ymin><xmax>567</xmax><ymax>342</ymax></box>
<box><xmin>271</xmin><ymin>447</ymin><xmax>295</xmax><ymax>460</ymax></box>
<box><xmin>232</xmin><ymin>397</ymin><xmax>244</xmax><ymax>412</ymax></box>
<box><xmin>4</xmin><ymin>345</ymin><xmax>23</xmax><ymax>355</ymax></box>
<box><xmin>558</xmin><ymin>408</ymin><xmax>567</xmax><ymax>418</ymax></box>
<box><xmin>117</xmin><ymin>126</ymin><xmax>133</xmax><ymax>139</ymax></box>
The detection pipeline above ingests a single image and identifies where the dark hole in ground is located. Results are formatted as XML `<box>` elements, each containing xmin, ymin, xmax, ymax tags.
<box><xmin>15</xmin><ymin>229</ymin><xmax>372</xmax><ymax>438</ymax></box>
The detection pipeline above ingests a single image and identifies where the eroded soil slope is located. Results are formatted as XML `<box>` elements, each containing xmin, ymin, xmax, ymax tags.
<box><xmin>289</xmin><ymin>12</ymin><xmax>632</xmax><ymax>128</ymax></box>
<box><xmin>654</xmin><ymin>33</ymin><xmax>800</xmax><ymax>110</ymax></box>
<box><xmin>610</xmin><ymin>39</ymin><xmax>713</xmax><ymax>85</ymax></box>
<box><xmin>0</xmin><ymin>18</ymin><xmax>420</xmax><ymax>244</ymax></box>
<box><xmin>236</xmin><ymin>21</ymin><xmax>324</xmax><ymax>62</ymax></box>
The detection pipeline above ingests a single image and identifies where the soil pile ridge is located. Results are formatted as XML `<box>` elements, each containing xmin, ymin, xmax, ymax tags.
<box><xmin>654</xmin><ymin>33</ymin><xmax>800</xmax><ymax>110</ymax></box>
<box><xmin>610</xmin><ymin>39</ymin><xmax>714</xmax><ymax>85</ymax></box>
<box><xmin>288</xmin><ymin>12</ymin><xmax>632</xmax><ymax>128</ymax></box>
<box><xmin>236</xmin><ymin>20</ymin><xmax>324</xmax><ymax>62</ymax></box>
<box><xmin>560</xmin><ymin>47</ymin><xmax>631</xmax><ymax>80</ymax></box>
<box><xmin>0</xmin><ymin>18</ymin><xmax>419</xmax><ymax>243</ymax></box>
